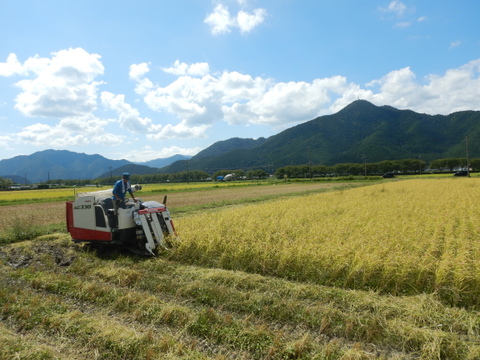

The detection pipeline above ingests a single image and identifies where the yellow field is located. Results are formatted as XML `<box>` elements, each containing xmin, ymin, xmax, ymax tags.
<box><xmin>171</xmin><ymin>177</ymin><xmax>480</xmax><ymax>307</ymax></box>
<box><xmin>0</xmin><ymin>181</ymin><xmax>267</xmax><ymax>203</ymax></box>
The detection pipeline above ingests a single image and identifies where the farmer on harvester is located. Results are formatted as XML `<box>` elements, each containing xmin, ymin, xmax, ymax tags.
<box><xmin>112</xmin><ymin>172</ymin><xmax>137</xmax><ymax>214</ymax></box>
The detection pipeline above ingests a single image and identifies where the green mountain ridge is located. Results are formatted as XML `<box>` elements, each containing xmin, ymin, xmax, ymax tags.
<box><xmin>2</xmin><ymin>100</ymin><xmax>480</xmax><ymax>182</ymax></box>
<box><xmin>161</xmin><ymin>100</ymin><xmax>480</xmax><ymax>173</ymax></box>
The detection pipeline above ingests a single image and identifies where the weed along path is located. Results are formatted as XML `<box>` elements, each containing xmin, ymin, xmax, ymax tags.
<box><xmin>0</xmin><ymin>182</ymin><xmax>354</xmax><ymax>232</ymax></box>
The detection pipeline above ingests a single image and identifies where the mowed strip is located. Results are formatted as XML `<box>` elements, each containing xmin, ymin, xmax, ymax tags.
<box><xmin>0</xmin><ymin>182</ymin><xmax>350</xmax><ymax>232</ymax></box>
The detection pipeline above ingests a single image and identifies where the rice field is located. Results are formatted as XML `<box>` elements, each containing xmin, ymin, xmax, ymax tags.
<box><xmin>0</xmin><ymin>182</ymin><xmax>350</xmax><ymax>233</ymax></box>
<box><xmin>170</xmin><ymin>177</ymin><xmax>480</xmax><ymax>307</ymax></box>
<box><xmin>1</xmin><ymin>177</ymin><xmax>480</xmax><ymax>359</ymax></box>
<box><xmin>0</xmin><ymin>181</ymin><xmax>276</xmax><ymax>204</ymax></box>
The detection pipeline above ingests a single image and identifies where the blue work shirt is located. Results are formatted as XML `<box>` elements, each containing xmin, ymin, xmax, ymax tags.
<box><xmin>112</xmin><ymin>179</ymin><xmax>132</xmax><ymax>201</ymax></box>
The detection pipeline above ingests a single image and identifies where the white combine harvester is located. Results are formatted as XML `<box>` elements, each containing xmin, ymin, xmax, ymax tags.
<box><xmin>66</xmin><ymin>185</ymin><xmax>176</xmax><ymax>255</ymax></box>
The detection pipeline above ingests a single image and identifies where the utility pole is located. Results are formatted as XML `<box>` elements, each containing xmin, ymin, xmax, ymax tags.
<box><xmin>307</xmin><ymin>146</ymin><xmax>312</xmax><ymax>179</ymax></box>
<box><xmin>362</xmin><ymin>154</ymin><xmax>367</xmax><ymax>176</ymax></box>
<box><xmin>466</xmin><ymin>136</ymin><xmax>470</xmax><ymax>177</ymax></box>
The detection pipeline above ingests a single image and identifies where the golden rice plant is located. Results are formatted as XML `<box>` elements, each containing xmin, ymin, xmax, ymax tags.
<box><xmin>170</xmin><ymin>178</ymin><xmax>480</xmax><ymax>307</ymax></box>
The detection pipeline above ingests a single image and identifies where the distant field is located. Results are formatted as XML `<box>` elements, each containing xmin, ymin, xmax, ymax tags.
<box><xmin>0</xmin><ymin>181</ymin><xmax>353</xmax><ymax>232</ymax></box>
<box><xmin>0</xmin><ymin>181</ymin><xmax>277</xmax><ymax>205</ymax></box>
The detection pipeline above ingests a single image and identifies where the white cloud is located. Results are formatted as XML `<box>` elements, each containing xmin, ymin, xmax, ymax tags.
<box><xmin>16</xmin><ymin>115</ymin><xmax>122</xmax><ymax>148</ymax></box>
<box><xmin>381</xmin><ymin>1</ymin><xmax>407</xmax><ymax>16</ymax></box>
<box><xmin>204</xmin><ymin>4</ymin><xmax>233</xmax><ymax>34</ymax></box>
<box><xmin>0</xmin><ymin>53</ymin><xmax>26</xmax><ymax>76</ymax></box>
<box><xmin>0</xmin><ymin>135</ymin><xmax>13</xmax><ymax>149</ymax></box>
<box><xmin>129</xmin><ymin>63</ymin><xmax>154</xmax><ymax>95</ymax></box>
<box><xmin>147</xmin><ymin>120</ymin><xmax>209</xmax><ymax>141</ymax></box>
<box><xmin>450</xmin><ymin>40</ymin><xmax>461</xmax><ymax>49</ymax></box>
<box><xmin>129</xmin><ymin>62</ymin><xmax>150</xmax><ymax>80</ymax></box>
<box><xmin>4</xmin><ymin>47</ymin><xmax>480</xmax><ymax>158</ymax></box>
<box><xmin>237</xmin><ymin>8</ymin><xmax>267</xmax><ymax>33</ymax></box>
<box><xmin>12</xmin><ymin>48</ymin><xmax>104</xmax><ymax>118</ymax></box>
<box><xmin>204</xmin><ymin>2</ymin><xmax>267</xmax><ymax>35</ymax></box>
<box><xmin>131</xmin><ymin>58</ymin><xmax>480</xmax><ymax>132</ymax></box>
<box><xmin>100</xmin><ymin>91</ymin><xmax>162</xmax><ymax>133</ymax></box>
<box><xmin>394</xmin><ymin>21</ymin><xmax>411</xmax><ymax>29</ymax></box>
<box><xmin>162</xmin><ymin>60</ymin><xmax>210</xmax><ymax>77</ymax></box>
<box><xmin>357</xmin><ymin>59</ymin><xmax>480</xmax><ymax>114</ymax></box>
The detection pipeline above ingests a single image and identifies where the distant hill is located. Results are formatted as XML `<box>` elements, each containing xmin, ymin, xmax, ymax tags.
<box><xmin>193</xmin><ymin>137</ymin><xmax>267</xmax><ymax>160</ymax></box>
<box><xmin>136</xmin><ymin>154</ymin><xmax>191</xmax><ymax>168</ymax></box>
<box><xmin>97</xmin><ymin>164</ymin><xmax>161</xmax><ymax>181</ymax></box>
<box><xmin>162</xmin><ymin>137</ymin><xmax>268</xmax><ymax>173</ymax></box>
<box><xmin>160</xmin><ymin>100</ymin><xmax>480</xmax><ymax>173</ymax></box>
<box><xmin>3</xmin><ymin>100</ymin><xmax>480</xmax><ymax>181</ymax></box>
<box><xmin>0</xmin><ymin>150</ymin><xmax>188</xmax><ymax>183</ymax></box>
<box><xmin>0</xmin><ymin>150</ymin><xmax>131</xmax><ymax>183</ymax></box>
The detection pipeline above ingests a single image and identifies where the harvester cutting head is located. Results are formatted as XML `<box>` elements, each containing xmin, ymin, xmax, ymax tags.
<box><xmin>66</xmin><ymin>186</ymin><xmax>176</xmax><ymax>255</ymax></box>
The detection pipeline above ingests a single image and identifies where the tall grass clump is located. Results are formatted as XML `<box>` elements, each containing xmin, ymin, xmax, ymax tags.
<box><xmin>169</xmin><ymin>178</ymin><xmax>480</xmax><ymax>307</ymax></box>
<box><xmin>0</xmin><ymin>215</ymin><xmax>65</xmax><ymax>245</ymax></box>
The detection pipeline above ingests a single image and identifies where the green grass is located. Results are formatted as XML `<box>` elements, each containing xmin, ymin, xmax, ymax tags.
<box><xmin>1</xmin><ymin>236</ymin><xmax>479</xmax><ymax>359</ymax></box>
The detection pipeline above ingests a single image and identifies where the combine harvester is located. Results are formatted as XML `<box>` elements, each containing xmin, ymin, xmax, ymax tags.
<box><xmin>66</xmin><ymin>185</ymin><xmax>176</xmax><ymax>255</ymax></box>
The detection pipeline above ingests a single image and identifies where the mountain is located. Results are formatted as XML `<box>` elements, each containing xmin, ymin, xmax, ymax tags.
<box><xmin>0</xmin><ymin>151</ymin><xmax>192</xmax><ymax>183</ymax></box>
<box><xmin>193</xmin><ymin>137</ymin><xmax>267</xmax><ymax>160</ymax></box>
<box><xmin>160</xmin><ymin>100</ymin><xmax>480</xmax><ymax>173</ymax></box>
<box><xmin>136</xmin><ymin>154</ymin><xmax>191</xmax><ymax>168</ymax></box>
<box><xmin>3</xmin><ymin>100</ymin><xmax>480</xmax><ymax>182</ymax></box>
<box><xmin>0</xmin><ymin>150</ymin><xmax>131</xmax><ymax>183</ymax></box>
<box><xmin>97</xmin><ymin>164</ymin><xmax>161</xmax><ymax>180</ymax></box>
<box><xmin>162</xmin><ymin>137</ymin><xmax>268</xmax><ymax>173</ymax></box>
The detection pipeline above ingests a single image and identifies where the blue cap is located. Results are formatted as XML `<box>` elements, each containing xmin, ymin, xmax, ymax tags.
<box><xmin>122</xmin><ymin>172</ymin><xmax>130</xmax><ymax>179</ymax></box>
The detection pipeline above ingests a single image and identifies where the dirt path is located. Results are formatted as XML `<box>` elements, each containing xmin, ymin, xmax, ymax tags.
<box><xmin>0</xmin><ymin>182</ymin><xmax>349</xmax><ymax>231</ymax></box>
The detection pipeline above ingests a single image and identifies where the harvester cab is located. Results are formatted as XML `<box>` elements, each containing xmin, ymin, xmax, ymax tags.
<box><xmin>66</xmin><ymin>185</ymin><xmax>176</xmax><ymax>255</ymax></box>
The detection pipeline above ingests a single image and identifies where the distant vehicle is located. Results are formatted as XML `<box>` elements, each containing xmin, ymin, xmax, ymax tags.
<box><xmin>382</xmin><ymin>173</ymin><xmax>395</xmax><ymax>178</ymax></box>
<box><xmin>453</xmin><ymin>170</ymin><xmax>469</xmax><ymax>176</ymax></box>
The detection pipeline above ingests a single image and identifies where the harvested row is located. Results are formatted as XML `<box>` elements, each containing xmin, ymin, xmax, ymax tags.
<box><xmin>1</xmin><ymin>236</ymin><xmax>478</xmax><ymax>359</ymax></box>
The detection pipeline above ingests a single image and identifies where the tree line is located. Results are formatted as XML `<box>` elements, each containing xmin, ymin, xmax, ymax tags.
<box><xmin>275</xmin><ymin>158</ymin><xmax>477</xmax><ymax>179</ymax></box>
<box><xmin>1</xmin><ymin>157</ymin><xmax>476</xmax><ymax>188</ymax></box>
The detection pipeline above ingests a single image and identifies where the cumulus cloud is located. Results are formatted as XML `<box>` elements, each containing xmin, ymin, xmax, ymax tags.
<box><xmin>204</xmin><ymin>3</ymin><xmax>267</xmax><ymax>34</ymax></box>
<box><xmin>130</xmin><ymin>58</ymin><xmax>480</xmax><ymax>132</ymax></box>
<box><xmin>162</xmin><ymin>60</ymin><xmax>210</xmax><ymax>77</ymax></box>
<box><xmin>0</xmin><ymin>53</ymin><xmax>26</xmax><ymax>76</ymax></box>
<box><xmin>12</xmin><ymin>48</ymin><xmax>104</xmax><ymax>118</ymax></box>
<box><xmin>237</xmin><ymin>8</ymin><xmax>267</xmax><ymax>33</ymax></box>
<box><xmin>100</xmin><ymin>91</ymin><xmax>162</xmax><ymax>134</ymax></box>
<box><xmin>129</xmin><ymin>62</ymin><xmax>150</xmax><ymax>80</ymax></box>
<box><xmin>147</xmin><ymin>120</ymin><xmax>209</xmax><ymax>141</ymax></box>
<box><xmin>17</xmin><ymin>115</ymin><xmax>121</xmax><ymax>148</ymax></box>
<box><xmin>3</xmin><ymin>47</ymin><xmax>480</xmax><ymax>157</ymax></box>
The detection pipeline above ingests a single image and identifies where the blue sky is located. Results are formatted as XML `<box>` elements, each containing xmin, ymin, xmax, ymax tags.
<box><xmin>0</xmin><ymin>0</ymin><xmax>479</xmax><ymax>162</ymax></box>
